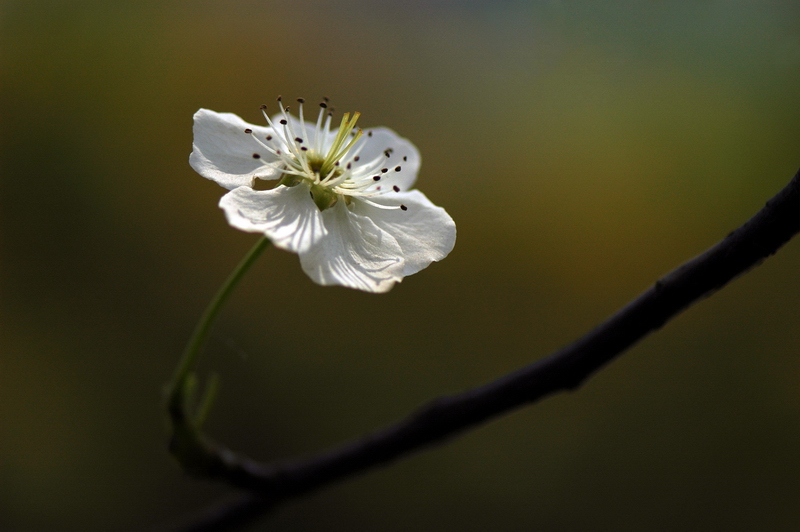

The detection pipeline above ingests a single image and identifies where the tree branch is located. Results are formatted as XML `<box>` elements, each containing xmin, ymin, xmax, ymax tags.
<box><xmin>165</xmin><ymin>169</ymin><xmax>800</xmax><ymax>532</ymax></box>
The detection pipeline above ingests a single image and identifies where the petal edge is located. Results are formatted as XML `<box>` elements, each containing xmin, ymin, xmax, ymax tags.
<box><xmin>219</xmin><ymin>185</ymin><xmax>327</xmax><ymax>254</ymax></box>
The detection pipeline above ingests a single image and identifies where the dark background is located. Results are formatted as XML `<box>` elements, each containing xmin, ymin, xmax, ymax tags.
<box><xmin>2</xmin><ymin>1</ymin><xmax>800</xmax><ymax>530</ymax></box>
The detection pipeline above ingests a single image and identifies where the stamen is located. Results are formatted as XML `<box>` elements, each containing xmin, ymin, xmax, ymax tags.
<box><xmin>252</xmin><ymin>153</ymin><xmax>261</xmax><ymax>159</ymax></box>
<box><xmin>322</xmin><ymin>172</ymin><xmax>351</xmax><ymax>188</ymax></box>
<box><xmin>313</xmin><ymin>103</ymin><xmax>326</xmax><ymax>152</ymax></box>
<box><xmin>253</xmin><ymin>157</ymin><xmax>312</xmax><ymax>179</ymax></box>
<box><xmin>259</xmin><ymin>107</ymin><xmax>292</xmax><ymax>153</ymax></box>
<box><xmin>334</xmin><ymin>171</ymin><xmax>383</xmax><ymax>190</ymax></box>
<box><xmin>255</xmin><ymin>102</ymin><xmax>311</xmax><ymax>173</ymax></box>
<box><xmin>394</xmin><ymin>166</ymin><xmax>401</xmax><ymax>172</ymax></box>
<box><xmin>345</xmin><ymin>151</ymin><xmax>386</xmax><ymax>179</ymax></box>
<box><xmin>297</xmin><ymin>98</ymin><xmax>305</xmax><ymax>129</ymax></box>
<box><xmin>393</xmin><ymin>186</ymin><xmax>400</xmax><ymax>192</ymax></box>
<box><xmin>247</xmin><ymin>130</ymin><xmax>299</xmax><ymax>170</ymax></box>
<box><xmin>354</xmin><ymin>197</ymin><xmax>407</xmax><ymax>210</ymax></box>
<box><xmin>274</xmin><ymin>103</ymin><xmax>314</xmax><ymax>175</ymax></box>
<box><xmin>322</xmin><ymin>112</ymin><xmax>333</xmax><ymax>148</ymax></box>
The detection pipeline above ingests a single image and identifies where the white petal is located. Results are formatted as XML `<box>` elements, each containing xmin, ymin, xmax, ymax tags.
<box><xmin>190</xmin><ymin>109</ymin><xmax>281</xmax><ymax>190</ymax></box>
<box><xmin>219</xmin><ymin>185</ymin><xmax>326</xmax><ymax>254</ymax></box>
<box><xmin>352</xmin><ymin>190</ymin><xmax>456</xmax><ymax>276</ymax></box>
<box><xmin>357</xmin><ymin>127</ymin><xmax>420</xmax><ymax>192</ymax></box>
<box><xmin>299</xmin><ymin>202</ymin><xmax>405</xmax><ymax>293</ymax></box>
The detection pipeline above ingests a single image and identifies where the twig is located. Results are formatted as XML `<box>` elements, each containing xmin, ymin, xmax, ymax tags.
<box><xmin>166</xmin><ymin>169</ymin><xmax>800</xmax><ymax>532</ymax></box>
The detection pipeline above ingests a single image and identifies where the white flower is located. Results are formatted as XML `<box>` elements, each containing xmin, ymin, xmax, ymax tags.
<box><xmin>190</xmin><ymin>97</ymin><xmax>456</xmax><ymax>293</ymax></box>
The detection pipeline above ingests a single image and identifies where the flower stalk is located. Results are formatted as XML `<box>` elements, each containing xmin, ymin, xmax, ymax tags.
<box><xmin>167</xmin><ymin>236</ymin><xmax>271</xmax><ymax>434</ymax></box>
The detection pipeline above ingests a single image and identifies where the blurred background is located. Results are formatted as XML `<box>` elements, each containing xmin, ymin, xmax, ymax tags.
<box><xmin>2</xmin><ymin>1</ymin><xmax>800</xmax><ymax>530</ymax></box>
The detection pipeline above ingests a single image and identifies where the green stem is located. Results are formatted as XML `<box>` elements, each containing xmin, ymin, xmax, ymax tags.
<box><xmin>168</xmin><ymin>236</ymin><xmax>271</xmax><ymax>423</ymax></box>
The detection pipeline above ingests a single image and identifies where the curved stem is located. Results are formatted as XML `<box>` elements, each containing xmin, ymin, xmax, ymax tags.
<box><xmin>163</xmin><ymin>168</ymin><xmax>800</xmax><ymax>532</ymax></box>
<box><xmin>167</xmin><ymin>236</ymin><xmax>271</xmax><ymax>424</ymax></box>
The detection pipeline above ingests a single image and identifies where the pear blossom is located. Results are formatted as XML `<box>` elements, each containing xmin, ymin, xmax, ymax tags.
<box><xmin>190</xmin><ymin>97</ymin><xmax>456</xmax><ymax>292</ymax></box>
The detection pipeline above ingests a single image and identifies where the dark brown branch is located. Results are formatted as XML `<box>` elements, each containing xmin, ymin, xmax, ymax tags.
<box><xmin>167</xmin><ymin>169</ymin><xmax>800</xmax><ymax>532</ymax></box>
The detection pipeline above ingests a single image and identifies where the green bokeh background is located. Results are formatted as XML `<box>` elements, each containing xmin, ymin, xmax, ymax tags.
<box><xmin>2</xmin><ymin>1</ymin><xmax>800</xmax><ymax>530</ymax></box>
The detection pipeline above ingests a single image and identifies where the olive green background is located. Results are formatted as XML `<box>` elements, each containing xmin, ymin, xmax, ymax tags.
<box><xmin>2</xmin><ymin>1</ymin><xmax>800</xmax><ymax>530</ymax></box>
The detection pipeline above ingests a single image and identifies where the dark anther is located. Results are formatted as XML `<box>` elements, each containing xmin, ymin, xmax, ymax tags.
<box><xmin>403</xmin><ymin>156</ymin><xmax>408</xmax><ymax>161</ymax></box>
<box><xmin>368</xmin><ymin>131</ymin><xmax>373</xmax><ymax>137</ymax></box>
<box><xmin>320</xmin><ymin>102</ymin><xmax>328</xmax><ymax>109</ymax></box>
<box><xmin>400</xmin><ymin>204</ymin><xmax>408</xmax><ymax>211</ymax></box>
<box><xmin>373</xmin><ymin>176</ymin><xmax>381</xmax><ymax>181</ymax></box>
<box><xmin>297</xmin><ymin>97</ymin><xmax>305</xmax><ymax>103</ymax></box>
<box><xmin>266</xmin><ymin>135</ymin><xmax>272</xmax><ymax>141</ymax></box>
<box><xmin>295</xmin><ymin>137</ymin><xmax>303</xmax><ymax>143</ymax></box>
<box><xmin>276</xmin><ymin>150</ymin><xmax>282</xmax><ymax>155</ymax></box>
<box><xmin>277</xmin><ymin>95</ymin><xmax>283</xmax><ymax>101</ymax></box>
<box><xmin>393</xmin><ymin>185</ymin><xmax>400</xmax><ymax>192</ymax></box>
<box><xmin>244</xmin><ymin>128</ymin><xmax>253</xmax><ymax>134</ymax></box>
<box><xmin>252</xmin><ymin>153</ymin><xmax>261</xmax><ymax>159</ymax></box>
<box><xmin>384</xmin><ymin>150</ymin><xmax>391</xmax><ymax>157</ymax></box>
<box><xmin>381</xmin><ymin>168</ymin><xmax>388</xmax><ymax>173</ymax></box>
<box><xmin>285</xmin><ymin>106</ymin><xmax>290</xmax><ymax>112</ymax></box>
<box><xmin>354</xmin><ymin>156</ymin><xmax>360</xmax><ymax>161</ymax></box>
<box><xmin>394</xmin><ymin>166</ymin><xmax>401</xmax><ymax>172</ymax></box>
<box><xmin>323</xmin><ymin>96</ymin><xmax>330</xmax><ymax>102</ymax></box>
<box><xmin>300</xmin><ymin>147</ymin><xmax>308</xmax><ymax>151</ymax></box>
<box><xmin>280</xmin><ymin>119</ymin><xmax>288</xmax><ymax>125</ymax></box>
<box><xmin>346</xmin><ymin>162</ymin><xmax>352</xmax><ymax>169</ymax></box>
<box><xmin>260</xmin><ymin>104</ymin><xmax>267</xmax><ymax>110</ymax></box>
<box><xmin>334</xmin><ymin>161</ymin><xmax>340</xmax><ymax>166</ymax></box>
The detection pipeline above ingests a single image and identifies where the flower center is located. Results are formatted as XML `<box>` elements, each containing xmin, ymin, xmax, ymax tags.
<box><xmin>246</xmin><ymin>97</ymin><xmax>409</xmax><ymax>213</ymax></box>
